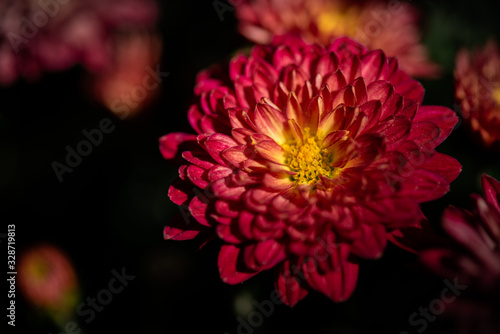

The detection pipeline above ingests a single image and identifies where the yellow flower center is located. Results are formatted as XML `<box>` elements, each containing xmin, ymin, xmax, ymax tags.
<box><xmin>282</xmin><ymin>128</ymin><xmax>334</xmax><ymax>185</ymax></box>
<box><xmin>316</xmin><ymin>6</ymin><xmax>359</xmax><ymax>38</ymax></box>
<box><xmin>26</xmin><ymin>259</ymin><xmax>50</xmax><ymax>283</ymax></box>
<box><xmin>493</xmin><ymin>87</ymin><xmax>500</xmax><ymax>106</ymax></box>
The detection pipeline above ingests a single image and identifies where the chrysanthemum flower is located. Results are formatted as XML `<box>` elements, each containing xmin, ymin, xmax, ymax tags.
<box><xmin>160</xmin><ymin>36</ymin><xmax>461</xmax><ymax>306</ymax></box>
<box><xmin>18</xmin><ymin>244</ymin><xmax>79</xmax><ymax>318</ymax></box>
<box><xmin>0</xmin><ymin>0</ymin><xmax>158</xmax><ymax>85</ymax></box>
<box><xmin>90</xmin><ymin>31</ymin><xmax>163</xmax><ymax>117</ymax></box>
<box><xmin>232</xmin><ymin>0</ymin><xmax>440</xmax><ymax>78</ymax></box>
<box><xmin>455</xmin><ymin>39</ymin><xmax>500</xmax><ymax>149</ymax></box>
<box><xmin>420</xmin><ymin>174</ymin><xmax>500</xmax><ymax>333</ymax></box>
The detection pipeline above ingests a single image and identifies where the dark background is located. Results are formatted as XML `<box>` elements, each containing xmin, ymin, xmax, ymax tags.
<box><xmin>2</xmin><ymin>0</ymin><xmax>500</xmax><ymax>333</ymax></box>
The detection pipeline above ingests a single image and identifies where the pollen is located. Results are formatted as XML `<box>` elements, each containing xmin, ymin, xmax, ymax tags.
<box><xmin>282</xmin><ymin>128</ymin><xmax>334</xmax><ymax>185</ymax></box>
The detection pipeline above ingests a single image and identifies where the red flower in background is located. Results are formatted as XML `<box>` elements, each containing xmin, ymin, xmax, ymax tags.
<box><xmin>232</xmin><ymin>0</ymin><xmax>440</xmax><ymax>78</ymax></box>
<box><xmin>18</xmin><ymin>244</ymin><xmax>79</xmax><ymax>320</ymax></box>
<box><xmin>159</xmin><ymin>36</ymin><xmax>461</xmax><ymax>306</ymax></box>
<box><xmin>90</xmin><ymin>31</ymin><xmax>163</xmax><ymax>117</ymax></box>
<box><xmin>455</xmin><ymin>39</ymin><xmax>500</xmax><ymax>150</ymax></box>
<box><xmin>420</xmin><ymin>174</ymin><xmax>500</xmax><ymax>333</ymax></box>
<box><xmin>0</xmin><ymin>0</ymin><xmax>158</xmax><ymax>85</ymax></box>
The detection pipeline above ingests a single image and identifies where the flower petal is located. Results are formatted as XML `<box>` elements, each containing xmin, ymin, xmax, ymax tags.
<box><xmin>274</xmin><ymin>261</ymin><xmax>309</xmax><ymax>307</ymax></box>
<box><xmin>218</xmin><ymin>244</ymin><xmax>260</xmax><ymax>284</ymax></box>
<box><xmin>159</xmin><ymin>132</ymin><xmax>197</xmax><ymax>160</ymax></box>
<box><xmin>302</xmin><ymin>256</ymin><xmax>359</xmax><ymax>302</ymax></box>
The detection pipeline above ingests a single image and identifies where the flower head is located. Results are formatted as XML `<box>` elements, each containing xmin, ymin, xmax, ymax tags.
<box><xmin>0</xmin><ymin>0</ymin><xmax>158</xmax><ymax>85</ymax></box>
<box><xmin>90</xmin><ymin>31</ymin><xmax>163</xmax><ymax>117</ymax></box>
<box><xmin>160</xmin><ymin>36</ymin><xmax>461</xmax><ymax>306</ymax></box>
<box><xmin>18</xmin><ymin>244</ymin><xmax>79</xmax><ymax>320</ymax></box>
<box><xmin>455</xmin><ymin>39</ymin><xmax>500</xmax><ymax>149</ymax></box>
<box><xmin>232</xmin><ymin>0</ymin><xmax>440</xmax><ymax>78</ymax></box>
<box><xmin>421</xmin><ymin>174</ymin><xmax>500</xmax><ymax>295</ymax></box>
<box><xmin>420</xmin><ymin>174</ymin><xmax>500</xmax><ymax>333</ymax></box>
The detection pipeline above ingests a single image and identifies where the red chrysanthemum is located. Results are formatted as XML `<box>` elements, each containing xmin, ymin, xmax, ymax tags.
<box><xmin>455</xmin><ymin>39</ymin><xmax>500</xmax><ymax>150</ymax></box>
<box><xmin>420</xmin><ymin>174</ymin><xmax>500</xmax><ymax>333</ymax></box>
<box><xmin>160</xmin><ymin>36</ymin><xmax>461</xmax><ymax>306</ymax></box>
<box><xmin>0</xmin><ymin>0</ymin><xmax>158</xmax><ymax>85</ymax></box>
<box><xmin>232</xmin><ymin>0</ymin><xmax>440</xmax><ymax>78</ymax></box>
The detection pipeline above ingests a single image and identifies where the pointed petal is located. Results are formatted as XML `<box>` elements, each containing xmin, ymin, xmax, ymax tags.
<box><xmin>361</xmin><ymin>50</ymin><xmax>388</xmax><ymax>82</ymax></box>
<box><xmin>413</xmin><ymin>106</ymin><xmax>458</xmax><ymax>148</ymax></box>
<box><xmin>254</xmin><ymin>138</ymin><xmax>287</xmax><ymax>164</ymax></box>
<box><xmin>164</xmin><ymin>213</ymin><xmax>209</xmax><ymax>241</ymax></box>
<box><xmin>254</xmin><ymin>102</ymin><xmax>287</xmax><ymax>143</ymax></box>
<box><xmin>285</xmin><ymin>91</ymin><xmax>305</xmax><ymax>127</ymax></box>
<box><xmin>275</xmin><ymin>261</ymin><xmax>309</xmax><ymax>307</ymax></box>
<box><xmin>189</xmin><ymin>195</ymin><xmax>210</xmax><ymax>227</ymax></box>
<box><xmin>159</xmin><ymin>132</ymin><xmax>197</xmax><ymax>160</ymax></box>
<box><xmin>482</xmin><ymin>174</ymin><xmax>500</xmax><ymax>213</ymax></box>
<box><xmin>305</xmin><ymin>95</ymin><xmax>323</xmax><ymax>132</ymax></box>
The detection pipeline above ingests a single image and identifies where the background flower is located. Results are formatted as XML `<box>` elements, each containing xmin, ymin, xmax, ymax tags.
<box><xmin>0</xmin><ymin>0</ymin><xmax>158</xmax><ymax>85</ymax></box>
<box><xmin>160</xmin><ymin>35</ymin><xmax>461</xmax><ymax>306</ymax></box>
<box><xmin>232</xmin><ymin>0</ymin><xmax>441</xmax><ymax>78</ymax></box>
<box><xmin>455</xmin><ymin>39</ymin><xmax>500</xmax><ymax>150</ymax></box>
<box><xmin>420</xmin><ymin>174</ymin><xmax>500</xmax><ymax>334</ymax></box>
<box><xmin>18</xmin><ymin>244</ymin><xmax>80</xmax><ymax>325</ymax></box>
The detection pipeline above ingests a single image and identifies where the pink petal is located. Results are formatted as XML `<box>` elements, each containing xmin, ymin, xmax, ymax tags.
<box><xmin>322</xmin><ymin>69</ymin><xmax>347</xmax><ymax>92</ymax></box>
<box><xmin>413</xmin><ymin>106</ymin><xmax>458</xmax><ymax>148</ymax></box>
<box><xmin>159</xmin><ymin>132</ymin><xmax>197</xmax><ymax>160</ymax></box>
<box><xmin>399</xmin><ymin>169</ymin><xmax>451</xmax><ymax>202</ymax></box>
<box><xmin>221</xmin><ymin>146</ymin><xmax>251</xmax><ymax>168</ymax></box>
<box><xmin>203</xmin><ymin>133</ymin><xmax>238</xmax><ymax>166</ymax></box>
<box><xmin>285</xmin><ymin>91</ymin><xmax>305</xmax><ymax>127</ymax></box>
<box><xmin>442</xmin><ymin>207</ymin><xmax>500</xmax><ymax>271</ymax></box>
<box><xmin>188</xmin><ymin>196</ymin><xmax>211</xmax><ymax>227</ymax></box>
<box><xmin>243</xmin><ymin>239</ymin><xmax>286</xmax><ymax>271</ymax></box>
<box><xmin>329</xmin><ymin>37</ymin><xmax>367</xmax><ymax>61</ymax></box>
<box><xmin>350</xmin><ymin>224</ymin><xmax>387</xmax><ymax>259</ymax></box>
<box><xmin>253</xmin><ymin>137</ymin><xmax>286</xmax><ymax>164</ymax></box>
<box><xmin>254</xmin><ymin>102</ymin><xmax>287</xmax><ymax>143</ymax></box>
<box><xmin>168</xmin><ymin>179</ymin><xmax>192</xmax><ymax>206</ymax></box>
<box><xmin>207</xmin><ymin>165</ymin><xmax>233</xmax><ymax>182</ymax></box>
<box><xmin>361</xmin><ymin>50</ymin><xmax>388</xmax><ymax>83</ymax></box>
<box><xmin>182</xmin><ymin>150</ymin><xmax>215</xmax><ymax>170</ymax></box>
<box><xmin>186</xmin><ymin>165</ymin><xmax>209</xmax><ymax>189</ymax></box>
<box><xmin>482</xmin><ymin>174</ymin><xmax>500</xmax><ymax>214</ymax></box>
<box><xmin>274</xmin><ymin>261</ymin><xmax>309</xmax><ymax>307</ymax></box>
<box><xmin>305</xmin><ymin>95</ymin><xmax>323</xmax><ymax>132</ymax></box>
<box><xmin>314</xmin><ymin>52</ymin><xmax>339</xmax><ymax>77</ymax></box>
<box><xmin>422</xmin><ymin>153</ymin><xmax>462</xmax><ymax>183</ymax></box>
<box><xmin>218</xmin><ymin>244</ymin><xmax>260</xmax><ymax>284</ymax></box>
<box><xmin>211</xmin><ymin>178</ymin><xmax>246</xmax><ymax>201</ymax></box>
<box><xmin>164</xmin><ymin>213</ymin><xmax>209</xmax><ymax>241</ymax></box>
<box><xmin>229</xmin><ymin>53</ymin><xmax>248</xmax><ymax>81</ymax></box>
<box><xmin>303</xmin><ymin>257</ymin><xmax>359</xmax><ymax>302</ymax></box>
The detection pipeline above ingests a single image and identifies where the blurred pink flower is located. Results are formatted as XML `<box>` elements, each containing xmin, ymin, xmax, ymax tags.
<box><xmin>233</xmin><ymin>0</ymin><xmax>441</xmax><ymax>78</ymax></box>
<box><xmin>0</xmin><ymin>0</ymin><xmax>158</xmax><ymax>85</ymax></box>
<box><xmin>18</xmin><ymin>244</ymin><xmax>79</xmax><ymax>314</ymax></box>
<box><xmin>89</xmin><ymin>31</ymin><xmax>163</xmax><ymax>117</ymax></box>
<box><xmin>455</xmin><ymin>39</ymin><xmax>500</xmax><ymax>150</ymax></box>
<box><xmin>421</xmin><ymin>174</ymin><xmax>500</xmax><ymax>333</ymax></box>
